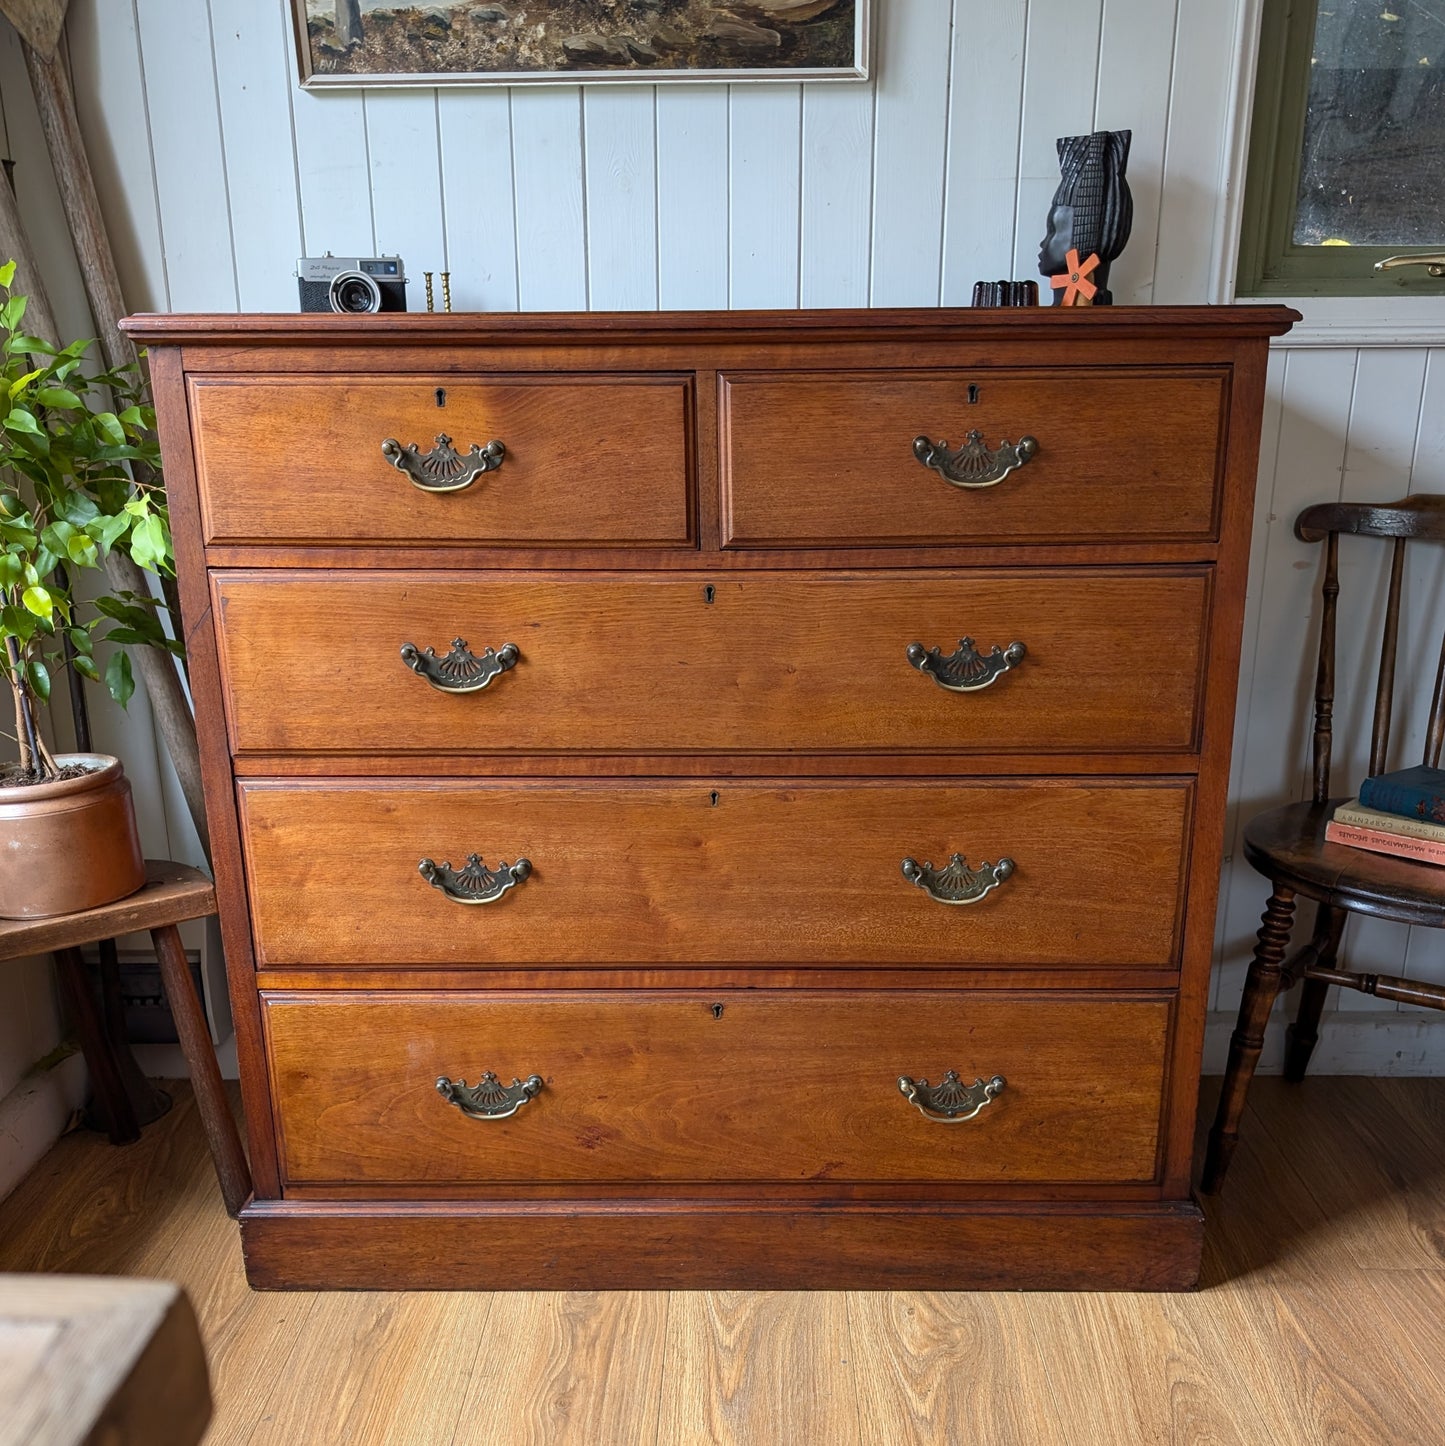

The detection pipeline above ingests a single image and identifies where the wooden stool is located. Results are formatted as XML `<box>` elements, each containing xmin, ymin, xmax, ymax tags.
<box><xmin>0</xmin><ymin>861</ymin><xmax>251</xmax><ymax>1217</ymax></box>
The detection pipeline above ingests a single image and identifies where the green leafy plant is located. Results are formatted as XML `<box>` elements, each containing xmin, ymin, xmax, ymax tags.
<box><xmin>0</xmin><ymin>260</ymin><xmax>177</xmax><ymax>783</ymax></box>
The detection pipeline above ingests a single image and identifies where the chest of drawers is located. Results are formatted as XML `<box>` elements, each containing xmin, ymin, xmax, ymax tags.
<box><xmin>128</xmin><ymin>305</ymin><xmax>1297</xmax><ymax>1290</ymax></box>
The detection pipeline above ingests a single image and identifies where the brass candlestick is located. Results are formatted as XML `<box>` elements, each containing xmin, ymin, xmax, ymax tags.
<box><xmin>441</xmin><ymin>272</ymin><xmax>452</xmax><ymax>313</ymax></box>
<box><xmin>424</xmin><ymin>272</ymin><xmax>435</xmax><ymax>312</ymax></box>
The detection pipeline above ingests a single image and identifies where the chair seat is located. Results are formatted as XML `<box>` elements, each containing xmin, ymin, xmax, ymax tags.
<box><xmin>1243</xmin><ymin>798</ymin><xmax>1445</xmax><ymax>928</ymax></box>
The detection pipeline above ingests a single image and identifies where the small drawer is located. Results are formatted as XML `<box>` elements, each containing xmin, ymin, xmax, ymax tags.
<box><xmin>719</xmin><ymin>369</ymin><xmax>1227</xmax><ymax>547</ymax></box>
<box><xmin>237</xmin><ymin>778</ymin><xmax>1192</xmax><ymax>968</ymax></box>
<box><xmin>188</xmin><ymin>374</ymin><xmax>692</xmax><ymax>546</ymax></box>
<box><xmin>262</xmin><ymin>990</ymin><xmax>1171</xmax><ymax>1187</ymax></box>
<box><xmin>213</xmin><ymin>568</ymin><xmax>1210</xmax><ymax>757</ymax></box>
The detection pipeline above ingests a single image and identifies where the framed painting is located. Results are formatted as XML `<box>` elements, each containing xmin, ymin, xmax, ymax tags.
<box><xmin>292</xmin><ymin>2</ymin><xmax>870</xmax><ymax>87</ymax></box>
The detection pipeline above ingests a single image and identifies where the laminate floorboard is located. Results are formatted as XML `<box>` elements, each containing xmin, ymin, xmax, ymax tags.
<box><xmin>458</xmin><ymin>1291</ymin><xmax>667</xmax><ymax>1446</ymax></box>
<box><xmin>2</xmin><ymin>1077</ymin><xmax>1444</xmax><ymax>1445</ymax></box>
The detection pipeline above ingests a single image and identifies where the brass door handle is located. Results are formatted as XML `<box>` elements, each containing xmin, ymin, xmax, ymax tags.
<box><xmin>908</xmin><ymin>637</ymin><xmax>1026</xmax><ymax>691</ymax></box>
<box><xmin>419</xmin><ymin>854</ymin><xmax>531</xmax><ymax>904</ymax></box>
<box><xmin>912</xmin><ymin>430</ymin><xmax>1038</xmax><ymax>488</ymax></box>
<box><xmin>436</xmin><ymin>1071</ymin><xmax>543</xmax><ymax>1120</ymax></box>
<box><xmin>381</xmin><ymin>432</ymin><xmax>505</xmax><ymax>491</ymax></box>
<box><xmin>401</xmin><ymin>638</ymin><xmax>519</xmax><ymax>692</ymax></box>
<box><xmin>898</xmin><ymin>1070</ymin><xmax>1005</xmax><ymax>1122</ymax></box>
<box><xmin>902</xmin><ymin>853</ymin><xmax>1014</xmax><ymax>904</ymax></box>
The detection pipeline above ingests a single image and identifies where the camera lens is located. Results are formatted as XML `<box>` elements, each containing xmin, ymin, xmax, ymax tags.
<box><xmin>328</xmin><ymin>270</ymin><xmax>382</xmax><ymax>314</ymax></box>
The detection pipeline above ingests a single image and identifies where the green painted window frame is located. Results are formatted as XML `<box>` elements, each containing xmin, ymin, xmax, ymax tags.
<box><xmin>1238</xmin><ymin>0</ymin><xmax>1445</xmax><ymax>297</ymax></box>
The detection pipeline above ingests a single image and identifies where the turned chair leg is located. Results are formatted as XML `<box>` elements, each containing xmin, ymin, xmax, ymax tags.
<box><xmin>150</xmin><ymin>924</ymin><xmax>252</xmax><ymax>1217</ymax></box>
<box><xmin>1283</xmin><ymin>906</ymin><xmax>1347</xmax><ymax>1083</ymax></box>
<box><xmin>1202</xmin><ymin>884</ymin><xmax>1297</xmax><ymax>1194</ymax></box>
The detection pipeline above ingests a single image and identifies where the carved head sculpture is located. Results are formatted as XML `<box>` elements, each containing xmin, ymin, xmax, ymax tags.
<box><xmin>1038</xmin><ymin>129</ymin><xmax>1133</xmax><ymax>305</ymax></box>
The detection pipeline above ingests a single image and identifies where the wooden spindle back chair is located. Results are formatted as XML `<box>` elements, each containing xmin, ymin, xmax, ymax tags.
<box><xmin>1202</xmin><ymin>493</ymin><xmax>1445</xmax><ymax>1194</ymax></box>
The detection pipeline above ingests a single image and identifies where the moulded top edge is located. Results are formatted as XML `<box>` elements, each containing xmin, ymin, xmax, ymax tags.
<box><xmin>119</xmin><ymin>304</ymin><xmax>1303</xmax><ymax>348</ymax></box>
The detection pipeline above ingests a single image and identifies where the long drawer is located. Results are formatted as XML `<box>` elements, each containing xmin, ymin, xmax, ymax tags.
<box><xmin>188</xmin><ymin>375</ymin><xmax>693</xmax><ymax>546</ymax></box>
<box><xmin>237</xmin><ymin>778</ymin><xmax>1192</xmax><ymax>968</ymax></box>
<box><xmin>719</xmin><ymin>368</ymin><xmax>1228</xmax><ymax>546</ymax></box>
<box><xmin>214</xmin><ymin>569</ymin><xmax>1210</xmax><ymax>757</ymax></box>
<box><xmin>262</xmin><ymin>990</ymin><xmax>1171</xmax><ymax>1186</ymax></box>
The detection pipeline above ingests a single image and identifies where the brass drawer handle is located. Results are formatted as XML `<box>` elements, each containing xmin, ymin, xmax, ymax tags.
<box><xmin>419</xmin><ymin>854</ymin><xmax>532</xmax><ymax>904</ymax></box>
<box><xmin>907</xmin><ymin>637</ymin><xmax>1026</xmax><ymax>692</ymax></box>
<box><xmin>437</xmin><ymin>1071</ymin><xmax>543</xmax><ymax>1121</ymax></box>
<box><xmin>401</xmin><ymin>638</ymin><xmax>519</xmax><ymax>693</ymax></box>
<box><xmin>902</xmin><ymin>853</ymin><xmax>1014</xmax><ymax>904</ymax></box>
<box><xmin>912</xmin><ymin>430</ymin><xmax>1038</xmax><ymax>488</ymax></box>
<box><xmin>898</xmin><ymin>1071</ymin><xmax>1005</xmax><ymax>1122</ymax></box>
<box><xmin>381</xmin><ymin>432</ymin><xmax>505</xmax><ymax>492</ymax></box>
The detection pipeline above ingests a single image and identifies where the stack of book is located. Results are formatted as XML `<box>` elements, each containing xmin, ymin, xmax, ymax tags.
<box><xmin>1326</xmin><ymin>765</ymin><xmax>1445</xmax><ymax>867</ymax></box>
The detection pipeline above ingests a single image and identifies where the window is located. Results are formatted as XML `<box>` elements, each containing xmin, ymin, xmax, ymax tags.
<box><xmin>1238</xmin><ymin>0</ymin><xmax>1445</xmax><ymax>295</ymax></box>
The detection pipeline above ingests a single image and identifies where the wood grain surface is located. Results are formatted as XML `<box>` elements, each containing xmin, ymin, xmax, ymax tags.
<box><xmin>0</xmin><ymin>860</ymin><xmax>214</xmax><ymax>963</ymax></box>
<box><xmin>720</xmin><ymin>369</ymin><xmax>1226</xmax><ymax>546</ymax></box>
<box><xmin>188</xmin><ymin>375</ymin><xmax>692</xmax><ymax>546</ymax></box>
<box><xmin>213</xmin><ymin>569</ymin><xmax>1210</xmax><ymax>758</ymax></box>
<box><xmin>120</xmin><ymin>305</ymin><xmax>1303</xmax><ymax>346</ymax></box>
<box><xmin>145</xmin><ymin>305</ymin><xmax>1292</xmax><ymax>1293</ymax></box>
<box><xmin>260</xmin><ymin>990</ymin><xmax>1169</xmax><ymax>1187</ymax></box>
<box><xmin>236</xmin><ymin>778</ymin><xmax>1192</xmax><ymax>967</ymax></box>
<box><xmin>7</xmin><ymin>1075</ymin><xmax>1442</xmax><ymax>1443</ymax></box>
<box><xmin>0</xmin><ymin>1274</ymin><xmax>210</xmax><ymax>1446</ymax></box>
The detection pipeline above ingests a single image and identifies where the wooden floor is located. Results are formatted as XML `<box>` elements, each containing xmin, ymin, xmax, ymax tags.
<box><xmin>1</xmin><ymin>1078</ymin><xmax>1443</xmax><ymax>1445</ymax></box>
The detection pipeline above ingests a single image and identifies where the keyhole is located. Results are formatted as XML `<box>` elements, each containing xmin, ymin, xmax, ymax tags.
<box><xmin>703</xmin><ymin>584</ymin><xmax>715</xmax><ymax>604</ymax></box>
<box><xmin>709</xmin><ymin>790</ymin><xmax>720</xmax><ymax>807</ymax></box>
<box><xmin>711</xmin><ymin>1003</ymin><xmax>724</xmax><ymax>1019</ymax></box>
<box><xmin>435</xmin><ymin>387</ymin><xmax>447</xmax><ymax>408</ymax></box>
<box><xmin>968</xmin><ymin>384</ymin><xmax>980</xmax><ymax>405</ymax></box>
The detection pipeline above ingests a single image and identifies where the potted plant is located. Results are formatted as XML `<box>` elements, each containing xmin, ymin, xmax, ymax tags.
<box><xmin>0</xmin><ymin>261</ymin><xmax>178</xmax><ymax>919</ymax></box>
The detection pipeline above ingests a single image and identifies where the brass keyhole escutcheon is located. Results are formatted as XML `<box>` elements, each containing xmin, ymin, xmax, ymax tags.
<box><xmin>968</xmin><ymin>384</ymin><xmax>980</xmax><ymax>405</ymax></box>
<box><xmin>435</xmin><ymin>387</ymin><xmax>447</xmax><ymax>408</ymax></box>
<box><xmin>709</xmin><ymin>790</ymin><xmax>720</xmax><ymax>807</ymax></box>
<box><xmin>711</xmin><ymin>1003</ymin><xmax>725</xmax><ymax>1020</ymax></box>
<box><xmin>703</xmin><ymin>584</ymin><xmax>715</xmax><ymax>604</ymax></box>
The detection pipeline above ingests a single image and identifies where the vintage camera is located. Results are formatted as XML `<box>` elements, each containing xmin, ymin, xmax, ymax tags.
<box><xmin>297</xmin><ymin>254</ymin><xmax>408</xmax><ymax>313</ymax></box>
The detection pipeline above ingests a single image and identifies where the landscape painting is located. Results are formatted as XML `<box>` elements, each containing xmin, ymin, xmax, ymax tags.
<box><xmin>293</xmin><ymin>1</ymin><xmax>868</xmax><ymax>86</ymax></box>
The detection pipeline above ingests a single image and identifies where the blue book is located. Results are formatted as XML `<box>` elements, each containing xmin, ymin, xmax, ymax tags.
<box><xmin>1358</xmin><ymin>764</ymin><xmax>1445</xmax><ymax>824</ymax></box>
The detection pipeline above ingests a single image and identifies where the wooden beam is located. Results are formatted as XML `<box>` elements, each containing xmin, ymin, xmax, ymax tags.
<box><xmin>0</xmin><ymin>157</ymin><xmax>59</xmax><ymax>341</ymax></box>
<box><xmin>0</xmin><ymin>0</ymin><xmax>69</xmax><ymax>60</ymax></box>
<box><xmin>21</xmin><ymin>41</ymin><xmax>129</xmax><ymax>373</ymax></box>
<box><xmin>15</xmin><ymin>36</ymin><xmax>212</xmax><ymax>863</ymax></box>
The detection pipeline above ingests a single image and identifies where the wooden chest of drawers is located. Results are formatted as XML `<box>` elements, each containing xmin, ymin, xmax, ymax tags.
<box><xmin>128</xmin><ymin>305</ymin><xmax>1297</xmax><ymax>1290</ymax></box>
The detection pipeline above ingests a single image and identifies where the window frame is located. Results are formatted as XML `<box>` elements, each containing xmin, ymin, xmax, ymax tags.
<box><xmin>1238</xmin><ymin>0</ymin><xmax>1445</xmax><ymax>297</ymax></box>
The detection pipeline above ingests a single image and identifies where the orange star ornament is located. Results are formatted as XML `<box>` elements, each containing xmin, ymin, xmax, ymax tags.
<box><xmin>1050</xmin><ymin>247</ymin><xmax>1099</xmax><ymax>305</ymax></box>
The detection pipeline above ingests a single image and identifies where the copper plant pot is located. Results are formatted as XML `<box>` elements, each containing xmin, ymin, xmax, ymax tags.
<box><xmin>0</xmin><ymin>753</ymin><xmax>146</xmax><ymax>920</ymax></box>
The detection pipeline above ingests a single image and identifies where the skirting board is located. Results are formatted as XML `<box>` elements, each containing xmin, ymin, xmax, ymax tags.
<box><xmin>1203</xmin><ymin>1012</ymin><xmax>1445</xmax><ymax>1075</ymax></box>
<box><xmin>240</xmin><ymin>1200</ymin><xmax>1205</xmax><ymax>1292</ymax></box>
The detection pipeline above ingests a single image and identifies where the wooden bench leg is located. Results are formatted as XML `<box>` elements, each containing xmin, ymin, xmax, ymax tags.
<box><xmin>53</xmin><ymin>946</ymin><xmax>139</xmax><ymax>1145</ymax></box>
<box><xmin>150</xmin><ymin>924</ymin><xmax>251</xmax><ymax>1217</ymax></box>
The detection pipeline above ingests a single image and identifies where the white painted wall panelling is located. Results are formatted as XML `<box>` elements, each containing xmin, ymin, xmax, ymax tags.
<box><xmin>438</xmin><ymin>89</ymin><xmax>519</xmax><ymax>312</ymax></box>
<box><xmin>867</xmin><ymin>0</ymin><xmax>950</xmax><ymax>306</ymax></box>
<box><xmin>939</xmin><ymin>1</ymin><xmax>1025</xmax><ymax>303</ymax></box>
<box><xmin>583</xmin><ymin>87</ymin><xmax>658</xmax><ymax>310</ymax></box>
<box><xmin>1206</xmin><ymin>347</ymin><xmax>1445</xmax><ymax>1070</ymax></box>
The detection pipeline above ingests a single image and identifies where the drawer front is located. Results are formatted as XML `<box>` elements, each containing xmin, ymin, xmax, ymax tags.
<box><xmin>720</xmin><ymin>369</ymin><xmax>1227</xmax><ymax>546</ymax></box>
<box><xmin>263</xmin><ymin>990</ymin><xmax>1170</xmax><ymax>1186</ymax></box>
<box><xmin>189</xmin><ymin>375</ymin><xmax>692</xmax><ymax>546</ymax></box>
<box><xmin>214</xmin><ymin>569</ymin><xmax>1209</xmax><ymax>757</ymax></box>
<box><xmin>238</xmin><ymin>779</ymin><xmax>1191</xmax><ymax>967</ymax></box>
